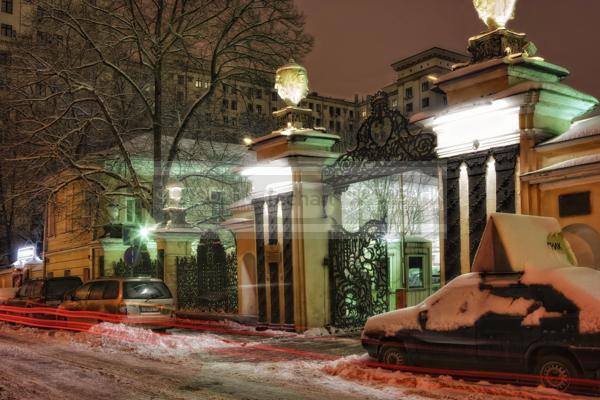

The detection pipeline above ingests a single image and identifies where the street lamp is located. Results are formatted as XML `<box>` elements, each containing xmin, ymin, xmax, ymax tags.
<box><xmin>166</xmin><ymin>181</ymin><xmax>184</xmax><ymax>208</ymax></box>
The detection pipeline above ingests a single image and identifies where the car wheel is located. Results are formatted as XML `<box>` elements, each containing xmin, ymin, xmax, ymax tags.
<box><xmin>536</xmin><ymin>354</ymin><xmax>578</xmax><ymax>392</ymax></box>
<box><xmin>379</xmin><ymin>343</ymin><xmax>406</xmax><ymax>366</ymax></box>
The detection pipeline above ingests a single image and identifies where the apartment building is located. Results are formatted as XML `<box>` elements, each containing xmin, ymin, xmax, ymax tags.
<box><xmin>301</xmin><ymin>92</ymin><xmax>359</xmax><ymax>152</ymax></box>
<box><xmin>359</xmin><ymin>47</ymin><xmax>469</xmax><ymax>119</ymax></box>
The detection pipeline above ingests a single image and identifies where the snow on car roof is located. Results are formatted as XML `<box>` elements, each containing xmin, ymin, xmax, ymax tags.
<box><xmin>472</xmin><ymin>213</ymin><xmax>576</xmax><ymax>273</ymax></box>
<box><xmin>523</xmin><ymin>266</ymin><xmax>600</xmax><ymax>333</ymax></box>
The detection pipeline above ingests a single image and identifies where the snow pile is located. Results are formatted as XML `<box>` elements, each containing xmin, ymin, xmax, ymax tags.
<box><xmin>523</xmin><ymin>266</ymin><xmax>600</xmax><ymax>333</ymax></box>
<box><xmin>88</xmin><ymin>323</ymin><xmax>235</xmax><ymax>359</ymax></box>
<box><xmin>322</xmin><ymin>356</ymin><xmax>575</xmax><ymax>400</ymax></box>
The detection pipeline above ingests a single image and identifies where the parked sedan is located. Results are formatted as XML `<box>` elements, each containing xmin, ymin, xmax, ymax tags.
<box><xmin>6</xmin><ymin>277</ymin><xmax>83</xmax><ymax>309</ymax></box>
<box><xmin>59</xmin><ymin>277</ymin><xmax>174</xmax><ymax>330</ymax></box>
<box><xmin>362</xmin><ymin>270</ymin><xmax>600</xmax><ymax>393</ymax></box>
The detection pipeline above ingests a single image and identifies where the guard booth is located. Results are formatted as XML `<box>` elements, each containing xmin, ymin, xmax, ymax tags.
<box><xmin>388</xmin><ymin>236</ymin><xmax>433</xmax><ymax>309</ymax></box>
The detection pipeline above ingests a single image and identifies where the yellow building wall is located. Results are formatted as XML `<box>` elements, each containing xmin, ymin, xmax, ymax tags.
<box><xmin>540</xmin><ymin>181</ymin><xmax>600</xmax><ymax>236</ymax></box>
<box><xmin>0</xmin><ymin>271</ymin><xmax>13</xmax><ymax>288</ymax></box>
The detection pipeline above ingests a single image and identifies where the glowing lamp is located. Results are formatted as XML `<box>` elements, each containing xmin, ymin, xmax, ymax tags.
<box><xmin>166</xmin><ymin>181</ymin><xmax>183</xmax><ymax>207</ymax></box>
<box><xmin>243</xmin><ymin>136</ymin><xmax>253</xmax><ymax>146</ymax></box>
<box><xmin>473</xmin><ymin>0</ymin><xmax>518</xmax><ymax>30</ymax></box>
<box><xmin>275</xmin><ymin>59</ymin><xmax>309</xmax><ymax>107</ymax></box>
<box><xmin>138</xmin><ymin>226</ymin><xmax>151</xmax><ymax>240</ymax></box>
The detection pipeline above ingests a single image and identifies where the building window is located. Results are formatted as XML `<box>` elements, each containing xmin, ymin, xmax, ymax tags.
<box><xmin>405</xmin><ymin>87</ymin><xmax>413</xmax><ymax>99</ymax></box>
<box><xmin>176</xmin><ymin>91</ymin><xmax>184</xmax><ymax>104</ymax></box>
<box><xmin>256</xmin><ymin>104</ymin><xmax>263</xmax><ymax>114</ymax></box>
<box><xmin>194</xmin><ymin>78</ymin><xmax>202</xmax><ymax>88</ymax></box>
<box><xmin>316</xmin><ymin>104</ymin><xmax>321</xmax><ymax>112</ymax></box>
<box><xmin>308</xmin><ymin>102</ymin><xmax>314</xmax><ymax>110</ymax></box>
<box><xmin>421</xmin><ymin>81</ymin><xmax>430</xmax><ymax>92</ymax></box>
<box><xmin>349</xmin><ymin>110</ymin><xmax>354</xmax><ymax>118</ymax></box>
<box><xmin>329</xmin><ymin>106</ymin><xmax>334</xmax><ymax>115</ymax></box>
<box><xmin>422</xmin><ymin>97</ymin><xmax>430</xmax><ymax>108</ymax></box>
<box><xmin>255</xmin><ymin>89</ymin><xmax>262</xmax><ymax>99</ymax></box>
<box><xmin>391</xmin><ymin>99</ymin><xmax>398</xmax><ymax>109</ymax></box>
<box><xmin>177</xmin><ymin>75</ymin><xmax>184</xmax><ymax>85</ymax></box>
<box><xmin>336</xmin><ymin>121</ymin><xmax>341</xmax><ymax>132</ymax></box>
<box><xmin>247</xmin><ymin>104</ymin><xmax>254</xmax><ymax>112</ymax></box>
<box><xmin>407</xmin><ymin>256</ymin><xmax>424</xmax><ymax>289</ymax></box>
<box><xmin>271</xmin><ymin>92</ymin><xmax>278</xmax><ymax>101</ymax></box>
<box><xmin>316</xmin><ymin>118</ymin><xmax>321</xmax><ymax>126</ymax></box>
<box><xmin>329</xmin><ymin>120</ymin><xmax>334</xmax><ymax>130</ymax></box>
<box><xmin>336</xmin><ymin>107</ymin><xmax>341</xmax><ymax>116</ymax></box>
<box><xmin>231</xmin><ymin>117</ymin><xmax>237</xmax><ymax>126</ymax></box>
<box><xmin>1</xmin><ymin>0</ymin><xmax>13</xmax><ymax>14</ymax></box>
<box><xmin>223</xmin><ymin>115</ymin><xmax>228</xmax><ymax>124</ymax></box>
<box><xmin>125</xmin><ymin>199</ymin><xmax>142</xmax><ymax>223</ymax></box>
<box><xmin>222</xmin><ymin>99</ymin><xmax>228</xmax><ymax>109</ymax></box>
<box><xmin>1</xmin><ymin>24</ymin><xmax>15</xmax><ymax>38</ymax></box>
<box><xmin>204</xmin><ymin>81</ymin><xmax>210</xmax><ymax>89</ymax></box>
<box><xmin>231</xmin><ymin>100</ymin><xmax>237</xmax><ymax>111</ymax></box>
<box><xmin>0</xmin><ymin>51</ymin><xmax>9</xmax><ymax>65</ymax></box>
<box><xmin>405</xmin><ymin>103</ymin><xmax>413</xmax><ymax>113</ymax></box>
<box><xmin>36</xmin><ymin>31</ymin><xmax>63</xmax><ymax>46</ymax></box>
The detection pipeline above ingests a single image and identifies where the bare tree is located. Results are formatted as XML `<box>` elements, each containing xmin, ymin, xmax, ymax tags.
<box><xmin>7</xmin><ymin>0</ymin><xmax>312</xmax><ymax>223</ymax></box>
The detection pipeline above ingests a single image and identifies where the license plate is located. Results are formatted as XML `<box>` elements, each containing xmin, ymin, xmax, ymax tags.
<box><xmin>140</xmin><ymin>306</ymin><xmax>160</xmax><ymax>313</ymax></box>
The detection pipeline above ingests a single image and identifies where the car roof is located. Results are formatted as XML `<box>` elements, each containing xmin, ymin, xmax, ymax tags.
<box><xmin>87</xmin><ymin>276</ymin><xmax>164</xmax><ymax>283</ymax></box>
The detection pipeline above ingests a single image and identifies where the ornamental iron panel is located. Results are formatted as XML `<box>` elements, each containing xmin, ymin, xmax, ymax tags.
<box><xmin>322</xmin><ymin>91</ymin><xmax>437</xmax><ymax>188</ymax></box>
<box><xmin>176</xmin><ymin>231</ymin><xmax>238</xmax><ymax>312</ymax></box>
<box><xmin>328</xmin><ymin>220</ymin><xmax>389</xmax><ymax>329</ymax></box>
<box><xmin>113</xmin><ymin>248</ymin><xmax>159</xmax><ymax>278</ymax></box>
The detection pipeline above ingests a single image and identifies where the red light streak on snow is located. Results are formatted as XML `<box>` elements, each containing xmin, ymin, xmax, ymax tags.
<box><xmin>0</xmin><ymin>305</ymin><xmax>599</xmax><ymax>392</ymax></box>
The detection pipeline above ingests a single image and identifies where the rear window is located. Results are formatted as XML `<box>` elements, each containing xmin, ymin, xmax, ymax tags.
<box><xmin>46</xmin><ymin>278</ymin><xmax>83</xmax><ymax>300</ymax></box>
<box><xmin>123</xmin><ymin>281</ymin><xmax>171</xmax><ymax>300</ymax></box>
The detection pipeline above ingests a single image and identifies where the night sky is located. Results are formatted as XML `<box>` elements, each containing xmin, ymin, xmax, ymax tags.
<box><xmin>295</xmin><ymin>0</ymin><xmax>600</xmax><ymax>102</ymax></box>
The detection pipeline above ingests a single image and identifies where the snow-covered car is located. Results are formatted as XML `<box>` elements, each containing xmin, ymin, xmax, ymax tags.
<box><xmin>59</xmin><ymin>277</ymin><xmax>174</xmax><ymax>330</ymax></box>
<box><xmin>362</xmin><ymin>213</ymin><xmax>600</xmax><ymax>393</ymax></box>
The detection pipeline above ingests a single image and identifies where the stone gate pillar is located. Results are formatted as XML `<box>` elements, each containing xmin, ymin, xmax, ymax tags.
<box><xmin>153</xmin><ymin>227</ymin><xmax>200</xmax><ymax>308</ymax></box>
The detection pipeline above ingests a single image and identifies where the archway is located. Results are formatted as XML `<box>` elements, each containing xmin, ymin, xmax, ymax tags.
<box><xmin>240</xmin><ymin>253</ymin><xmax>258</xmax><ymax>316</ymax></box>
<box><xmin>563</xmin><ymin>224</ymin><xmax>600</xmax><ymax>270</ymax></box>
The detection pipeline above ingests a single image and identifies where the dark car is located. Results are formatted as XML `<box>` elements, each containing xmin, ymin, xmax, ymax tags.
<box><xmin>361</xmin><ymin>271</ymin><xmax>600</xmax><ymax>393</ymax></box>
<box><xmin>6</xmin><ymin>277</ymin><xmax>84</xmax><ymax>309</ymax></box>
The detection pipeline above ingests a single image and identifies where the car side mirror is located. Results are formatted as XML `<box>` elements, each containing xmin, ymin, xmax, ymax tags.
<box><xmin>418</xmin><ymin>310</ymin><xmax>428</xmax><ymax>330</ymax></box>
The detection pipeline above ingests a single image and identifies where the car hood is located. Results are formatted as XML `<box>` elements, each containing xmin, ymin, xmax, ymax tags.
<box><xmin>364</xmin><ymin>305</ymin><xmax>423</xmax><ymax>338</ymax></box>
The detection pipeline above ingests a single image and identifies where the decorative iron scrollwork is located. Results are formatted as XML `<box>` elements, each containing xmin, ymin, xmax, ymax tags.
<box><xmin>176</xmin><ymin>231</ymin><xmax>238</xmax><ymax>313</ymax></box>
<box><xmin>323</xmin><ymin>91</ymin><xmax>437</xmax><ymax>188</ymax></box>
<box><xmin>328</xmin><ymin>219</ymin><xmax>389</xmax><ymax>329</ymax></box>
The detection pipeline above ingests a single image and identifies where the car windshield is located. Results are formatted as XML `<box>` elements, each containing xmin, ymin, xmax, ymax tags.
<box><xmin>123</xmin><ymin>281</ymin><xmax>171</xmax><ymax>300</ymax></box>
<box><xmin>46</xmin><ymin>278</ymin><xmax>83</xmax><ymax>300</ymax></box>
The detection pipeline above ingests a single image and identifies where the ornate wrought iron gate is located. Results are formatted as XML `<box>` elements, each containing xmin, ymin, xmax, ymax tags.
<box><xmin>328</xmin><ymin>220</ymin><xmax>389</xmax><ymax>328</ymax></box>
<box><xmin>176</xmin><ymin>231</ymin><xmax>238</xmax><ymax>312</ymax></box>
<box><xmin>323</xmin><ymin>91</ymin><xmax>438</xmax><ymax>329</ymax></box>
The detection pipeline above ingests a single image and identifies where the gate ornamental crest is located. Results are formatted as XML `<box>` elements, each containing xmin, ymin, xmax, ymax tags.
<box><xmin>322</xmin><ymin>91</ymin><xmax>437</xmax><ymax>188</ymax></box>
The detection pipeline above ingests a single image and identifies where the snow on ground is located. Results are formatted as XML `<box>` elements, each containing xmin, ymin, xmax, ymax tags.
<box><xmin>0</xmin><ymin>322</ymin><xmax>594</xmax><ymax>400</ymax></box>
<box><xmin>321</xmin><ymin>355</ymin><xmax>591</xmax><ymax>400</ymax></box>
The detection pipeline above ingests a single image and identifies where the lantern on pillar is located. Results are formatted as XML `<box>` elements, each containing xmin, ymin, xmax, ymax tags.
<box><xmin>473</xmin><ymin>0</ymin><xmax>518</xmax><ymax>30</ymax></box>
<box><xmin>275</xmin><ymin>59</ymin><xmax>309</xmax><ymax>107</ymax></box>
